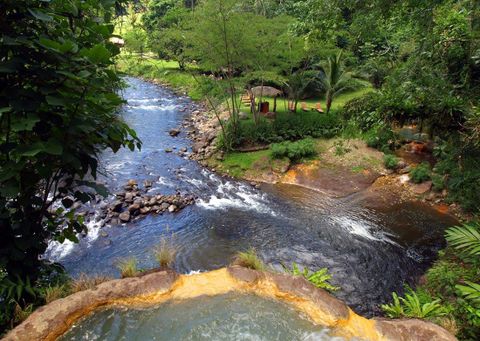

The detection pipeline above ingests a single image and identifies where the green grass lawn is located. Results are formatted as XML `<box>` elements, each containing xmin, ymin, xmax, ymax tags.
<box><xmin>217</xmin><ymin>149</ymin><xmax>272</xmax><ymax>178</ymax></box>
<box><xmin>237</xmin><ymin>87</ymin><xmax>373</xmax><ymax>116</ymax></box>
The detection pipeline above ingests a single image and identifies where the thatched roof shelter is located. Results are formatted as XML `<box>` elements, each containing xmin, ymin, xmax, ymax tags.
<box><xmin>250</xmin><ymin>86</ymin><xmax>282</xmax><ymax>98</ymax></box>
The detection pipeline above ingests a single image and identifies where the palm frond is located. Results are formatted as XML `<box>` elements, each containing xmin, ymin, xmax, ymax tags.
<box><xmin>456</xmin><ymin>281</ymin><xmax>480</xmax><ymax>306</ymax></box>
<box><xmin>445</xmin><ymin>223</ymin><xmax>480</xmax><ymax>258</ymax></box>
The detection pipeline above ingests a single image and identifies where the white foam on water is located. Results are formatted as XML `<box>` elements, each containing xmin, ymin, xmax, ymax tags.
<box><xmin>46</xmin><ymin>218</ymin><xmax>103</xmax><ymax>262</ymax></box>
<box><xmin>332</xmin><ymin>216</ymin><xmax>398</xmax><ymax>245</ymax></box>
<box><xmin>127</xmin><ymin>104</ymin><xmax>178</xmax><ymax>111</ymax></box>
<box><xmin>156</xmin><ymin>176</ymin><xmax>174</xmax><ymax>187</ymax></box>
<box><xmin>127</xmin><ymin>98</ymin><xmax>162</xmax><ymax>104</ymax></box>
<box><xmin>197</xmin><ymin>182</ymin><xmax>277</xmax><ymax>217</ymax></box>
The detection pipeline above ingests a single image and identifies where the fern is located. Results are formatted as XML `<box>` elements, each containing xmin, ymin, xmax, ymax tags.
<box><xmin>381</xmin><ymin>290</ymin><xmax>447</xmax><ymax>319</ymax></box>
<box><xmin>445</xmin><ymin>223</ymin><xmax>480</xmax><ymax>259</ymax></box>
<box><xmin>456</xmin><ymin>281</ymin><xmax>480</xmax><ymax>306</ymax></box>
<box><xmin>282</xmin><ymin>263</ymin><xmax>339</xmax><ymax>292</ymax></box>
<box><xmin>381</xmin><ymin>292</ymin><xmax>405</xmax><ymax>318</ymax></box>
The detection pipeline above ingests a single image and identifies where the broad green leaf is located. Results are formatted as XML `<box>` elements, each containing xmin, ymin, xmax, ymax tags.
<box><xmin>46</xmin><ymin>96</ymin><xmax>67</xmax><ymax>107</ymax></box>
<box><xmin>28</xmin><ymin>8</ymin><xmax>53</xmax><ymax>22</ymax></box>
<box><xmin>80</xmin><ymin>44</ymin><xmax>111</xmax><ymax>64</ymax></box>
<box><xmin>10</xmin><ymin>114</ymin><xmax>40</xmax><ymax>132</ymax></box>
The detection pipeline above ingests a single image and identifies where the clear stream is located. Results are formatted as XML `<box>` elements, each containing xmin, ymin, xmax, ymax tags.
<box><xmin>46</xmin><ymin>77</ymin><xmax>456</xmax><ymax>317</ymax></box>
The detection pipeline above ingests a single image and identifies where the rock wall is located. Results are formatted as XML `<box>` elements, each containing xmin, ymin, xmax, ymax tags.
<box><xmin>4</xmin><ymin>267</ymin><xmax>456</xmax><ymax>341</ymax></box>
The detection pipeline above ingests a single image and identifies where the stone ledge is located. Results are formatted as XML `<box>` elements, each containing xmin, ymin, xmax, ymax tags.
<box><xmin>4</xmin><ymin>267</ymin><xmax>456</xmax><ymax>341</ymax></box>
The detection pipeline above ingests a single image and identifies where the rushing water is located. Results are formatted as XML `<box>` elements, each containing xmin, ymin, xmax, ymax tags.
<box><xmin>58</xmin><ymin>293</ymin><xmax>344</xmax><ymax>341</ymax></box>
<box><xmin>46</xmin><ymin>77</ymin><xmax>456</xmax><ymax>316</ymax></box>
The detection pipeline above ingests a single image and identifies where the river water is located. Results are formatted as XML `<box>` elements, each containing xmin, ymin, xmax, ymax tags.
<box><xmin>45</xmin><ymin>77</ymin><xmax>456</xmax><ymax>316</ymax></box>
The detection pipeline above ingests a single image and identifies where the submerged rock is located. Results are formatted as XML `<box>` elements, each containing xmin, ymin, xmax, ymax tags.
<box><xmin>169</xmin><ymin>129</ymin><xmax>181</xmax><ymax>137</ymax></box>
<box><xmin>119</xmin><ymin>211</ymin><xmax>131</xmax><ymax>223</ymax></box>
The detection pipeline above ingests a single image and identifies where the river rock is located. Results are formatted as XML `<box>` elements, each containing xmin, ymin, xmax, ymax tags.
<box><xmin>160</xmin><ymin>202</ymin><xmax>170</xmax><ymax>210</ymax></box>
<box><xmin>169</xmin><ymin>129</ymin><xmax>181</xmax><ymax>137</ymax></box>
<box><xmin>396</xmin><ymin>160</ymin><xmax>407</xmax><ymax>170</ymax></box>
<box><xmin>133</xmin><ymin>198</ymin><xmax>144</xmax><ymax>207</ymax></box>
<box><xmin>165</xmin><ymin>148</ymin><xmax>173</xmax><ymax>153</ymax></box>
<box><xmin>100</xmin><ymin>231</ymin><xmax>108</xmax><ymax>238</ymax></box>
<box><xmin>128</xmin><ymin>179</ymin><xmax>137</xmax><ymax>187</ymax></box>
<box><xmin>192</xmin><ymin>141</ymin><xmax>205</xmax><ymax>153</ymax></box>
<box><xmin>399</xmin><ymin>165</ymin><xmax>411</xmax><ymax>174</ymax></box>
<box><xmin>143</xmin><ymin>180</ymin><xmax>153</xmax><ymax>188</ymax></box>
<box><xmin>124</xmin><ymin>192</ymin><xmax>134</xmax><ymax>203</ymax></box>
<box><xmin>148</xmin><ymin>197</ymin><xmax>157</xmax><ymax>206</ymax></box>
<box><xmin>168</xmin><ymin>205</ymin><xmax>177</xmax><ymax>213</ymax></box>
<box><xmin>119</xmin><ymin>211</ymin><xmax>130</xmax><ymax>223</ymax></box>
<box><xmin>140</xmin><ymin>207</ymin><xmax>151</xmax><ymax>215</ymax></box>
<box><xmin>411</xmin><ymin>181</ymin><xmax>432</xmax><ymax>195</ymax></box>
<box><xmin>112</xmin><ymin>201</ymin><xmax>123</xmax><ymax>213</ymax></box>
<box><xmin>128</xmin><ymin>204</ymin><xmax>140</xmax><ymax>213</ymax></box>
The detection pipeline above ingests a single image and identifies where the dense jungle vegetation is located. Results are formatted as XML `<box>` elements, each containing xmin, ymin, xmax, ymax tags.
<box><xmin>1</xmin><ymin>0</ymin><xmax>480</xmax><ymax>339</ymax></box>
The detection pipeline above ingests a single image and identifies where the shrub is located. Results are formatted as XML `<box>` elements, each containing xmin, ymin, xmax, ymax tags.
<box><xmin>116</xmin><ymin>258</ymin><xmax>139</xmax><ymax>278</ymax></box>
<box><xmin>431</xmin><ymin>173</ymin><xmax>446</xmax><ymax>192</ymax></box>
<box><xmin>232</xmin><ymin>248</ymin><xmax>265</xmax><ymax>271</ymax></box>
<box><xmin>271</xmin><ymin>138</ymin><xmax>317</xmax><ymax>162</ymax></box>
<box><xmin>234</xmin><ymin>112</ymin><xmax>341</xmax><ymax>147</ymax></box>
<box><xmin>341</xmin><ymin>92</ymin><xmax>382</xmax><ymax>131</ymax></box>
<box><xmin>424</xmin><ymin>261</ymin><xmax>469</xmax><ymax>297</ymax></box>
<box><xmin>381</xmin><ymin>289</ymin><xmax>447</xmax><ymax>319</ymax></box>
<box><xmin>410</xmin><ymin>162</ymin><xmax>431</xmax><ymax>183</ymax></box>
<box><xmin>153</xmin><ymin>239</ymin><xmax>177</xmax><ymax>268</ymax></box>
<box><xmin>364</xmin><ymin>125</ymin><xmax>397</xmax><ymax>152</ymax></box>
<box><xmin>383</xmin><ymin>154</ymin><xmax>399</xmax><ymax>170</ymax></box>
<box><xmin>435</xmin><ymin>142</ymin><xmax>480</xmax><ymax>212</ymax></box>
<box><xmin>282</xmin><ymin>263</ymin><xmax>339</xmax><ymax>292</ymax></box>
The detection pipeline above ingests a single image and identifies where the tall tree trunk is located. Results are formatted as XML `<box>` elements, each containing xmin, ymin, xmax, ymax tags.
<box><xmin>326</xmin><ymin>91</ymin><xmax>332</xmax><ymax>114</ymax></box>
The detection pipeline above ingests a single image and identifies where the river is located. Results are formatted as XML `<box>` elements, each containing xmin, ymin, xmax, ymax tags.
<box><xmin>45</xmin><ymin>77</ymin><xmax>456</xmax><ymax>316</ymax></box>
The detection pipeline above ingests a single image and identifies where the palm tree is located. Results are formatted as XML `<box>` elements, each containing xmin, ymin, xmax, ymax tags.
<box><xmin>284</xmin><ymin>71</ymin><xmax>318</xmax><ymax>113</ymax></box>
<box><xmin>319</xmin><ymin>51</ymin><xmax>352</xmax><ymax>114</ymax></box>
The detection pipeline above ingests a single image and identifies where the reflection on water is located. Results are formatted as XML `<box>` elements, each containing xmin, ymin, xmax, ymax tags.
<box><xmin>46</xmin><ymin>78</ymin><xmax>457</xmax><ymax>315</ymax></box>
<box><xmin>59</xmin><ymin>294</ymin><xmax>343</xmax><ymax>341</ymax></box>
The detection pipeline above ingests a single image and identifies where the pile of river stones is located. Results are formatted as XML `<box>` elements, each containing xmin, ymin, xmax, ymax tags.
<box><xmin>104</xmin><ymin>179</ymin><xmax>195</xmax><ymax>225</ymax></box>
<box><xmin>180</xmin><ymin>105</ymin><xmax>222</xmax><ymax>161</ymax></box>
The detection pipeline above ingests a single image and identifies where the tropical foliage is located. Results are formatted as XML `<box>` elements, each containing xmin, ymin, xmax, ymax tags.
<box><xmin>282</xmin><ymin>263</ymin><xmax>338</xmax><ymax>292</ymax></box>
<box><xmin>445</xmin><ymin>223</ymin><xmax>480</xmax><ymax>259</ymax></box>
<box><xmin>0</xmin><ymin>0</ymin><xmax>139</xmax><ymax>330</ymax></box>
<box><xmin>381</xmin><ymin>290</ymin><xmax>447</xmax><ymax>319</ymax></box>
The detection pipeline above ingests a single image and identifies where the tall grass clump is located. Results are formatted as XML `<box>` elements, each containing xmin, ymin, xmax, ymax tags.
<box><xmin>41</xmin><ymin>284</ymin><xmax>69</xmax><ymax>304</ymax></box>
<box><xmin>70</xmin><ymin>274</ymin><xmax>114</xmax><ymax>293</ymax></box>
<box><xmin>116</xmin><ymin>257</ymin><xmax>139</xmax><ymax>278</ymax></box>
<box><xmin>153</xmin><ymin>238</ymin><xmax>177</xmax><ymax>268</ymax></box>
<box><xmin>232</xmin><ymin>248</ymin><xmax>265</xmax><ymax>271</ymax></box>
